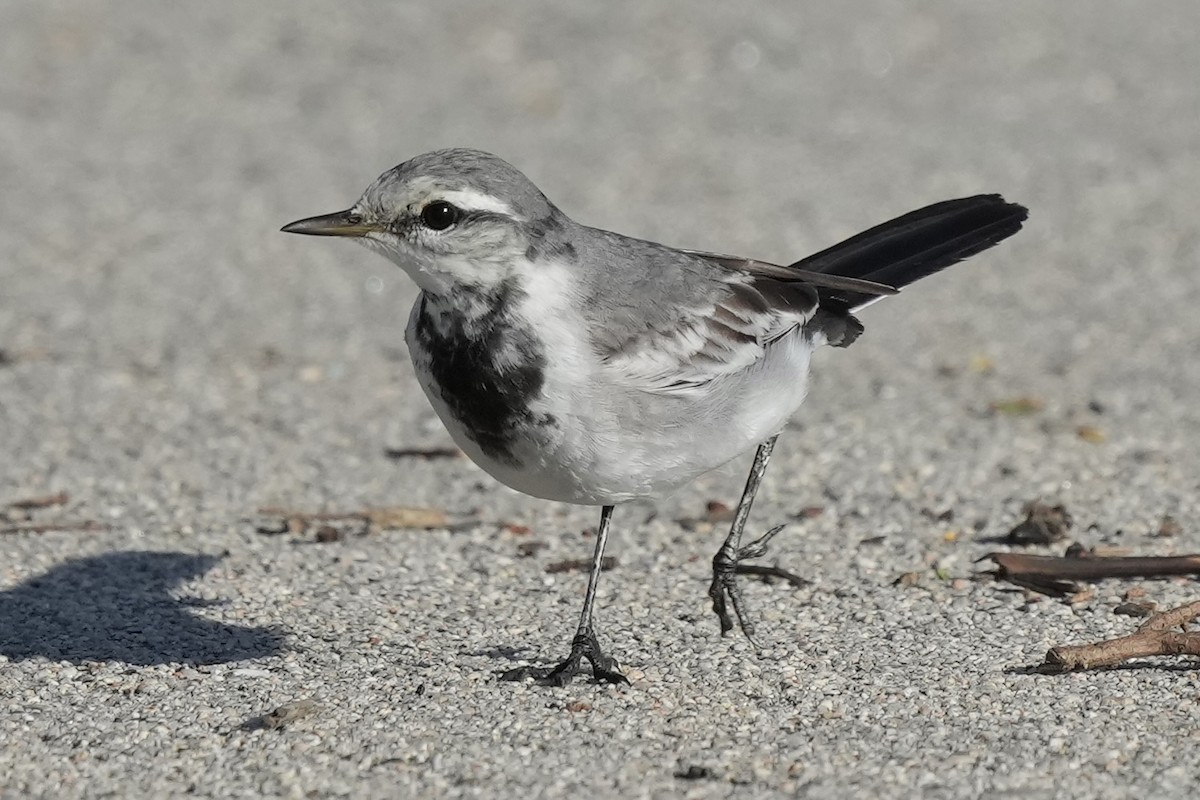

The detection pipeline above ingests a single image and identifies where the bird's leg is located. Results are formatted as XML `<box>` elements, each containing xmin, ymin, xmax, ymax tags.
<box><xmin>707</xmin><ymin>435</ymin><xmax>808</xmax><ymax>648</ymax></box>
<box><xmin>500</xmin><ymin>504</ymin><xmax>628</xmax><ymax>686</ymax></box>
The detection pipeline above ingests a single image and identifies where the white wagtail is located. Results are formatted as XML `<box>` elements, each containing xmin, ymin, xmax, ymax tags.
<box><xmin>283</xmin><ymin>148</ymin><xmax>1027</xmax><ymax>685</ymax></box>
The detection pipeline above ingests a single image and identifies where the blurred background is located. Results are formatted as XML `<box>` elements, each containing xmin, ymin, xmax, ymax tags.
<box><xmin>3</xmin><ymin>1</ymin><xmax>1197</xmax><ymax>524</ymax></box>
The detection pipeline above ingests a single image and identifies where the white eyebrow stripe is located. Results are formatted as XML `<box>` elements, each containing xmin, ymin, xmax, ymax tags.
<box><xmin>438</xmin><ymin>189</ymin><xmax>516</xmax><ymax>218</ymax></box>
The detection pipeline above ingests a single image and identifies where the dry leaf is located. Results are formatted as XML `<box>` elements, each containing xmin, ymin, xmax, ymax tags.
<box><xmin>989</xmin><ymin>396</ymin><xmax>1044</xmax><ymax>416</ymax></box>
<box><xmin>968</xmin><ymin>354</ymin><xmax>995</xmax><ymax>374</ymax></box>
<box><xmin>366</xmin><ymin>507</ymin><xmax>448</xmax><ymax>530</ymax></box>
<box><xmin>1068</xmin><ymin>588</ymin><xmax>1096</xmax><ymax>605</ymax></box>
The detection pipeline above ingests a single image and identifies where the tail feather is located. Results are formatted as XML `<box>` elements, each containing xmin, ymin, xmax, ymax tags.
<box><xmin>791</xmin><ymin>195</ymin><xmax>1028</xmax><ymax>311</ymax></box>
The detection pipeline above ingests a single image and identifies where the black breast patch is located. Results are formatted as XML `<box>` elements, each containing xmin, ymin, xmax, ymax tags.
<box><xmin>414</xmin><ymin>291</ymin><xmax>555</xmax><ymax>465</ymax></box>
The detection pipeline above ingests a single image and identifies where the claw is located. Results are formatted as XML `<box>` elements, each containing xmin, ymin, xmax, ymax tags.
<box><xmin>708</xmin><ymin>522</ymin><xmax>806</xmax><ymax>645</ymax></box>
<box><xmin>737</xmin><ymin>523</ymin><xmax>787</xmax><ymax>560</ymax></box>
<box><xmin>498</xmin><ymin>629</ymin><xmax>628</xmax><ymax>686</ymax></box>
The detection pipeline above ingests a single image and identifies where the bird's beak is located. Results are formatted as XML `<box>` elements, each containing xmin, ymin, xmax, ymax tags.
<box><xmin>280</xmin><ymin>209</ymin><xmax>378</xmax><ymax>237</ymax></box>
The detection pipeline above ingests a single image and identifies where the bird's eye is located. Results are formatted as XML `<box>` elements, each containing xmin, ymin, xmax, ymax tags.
<box><xmin>419</xmin><ymin>201</ymin><xmax>461</xmax><ymax>231</ymax></box>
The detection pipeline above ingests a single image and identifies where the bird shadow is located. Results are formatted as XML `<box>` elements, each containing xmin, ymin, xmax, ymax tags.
<box><xmin>0</xmin><ymin>550</ymin><xmax>285</xmax><ymax>665</ymax></box>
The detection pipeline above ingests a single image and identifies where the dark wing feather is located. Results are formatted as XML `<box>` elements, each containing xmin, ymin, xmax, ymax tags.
<box><xmin>788</xmin><ymin>194</ymin><xmax>1028</xmax><ymax>310</ymax></box>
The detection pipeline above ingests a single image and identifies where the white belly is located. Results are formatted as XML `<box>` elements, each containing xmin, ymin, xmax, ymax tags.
<box><xmin>405</xmin><ymin>296</ymin><xmax>815</xmax><ymax>506</ymax></box>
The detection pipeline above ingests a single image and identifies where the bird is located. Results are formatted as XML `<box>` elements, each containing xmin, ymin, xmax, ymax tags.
<box><xmin>282</xmin><ymin>148</ymin><xmax>1028</xmax><ymax>686</ymax></box>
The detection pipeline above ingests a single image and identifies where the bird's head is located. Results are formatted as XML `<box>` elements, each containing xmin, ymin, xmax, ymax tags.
<box><xmin>283</xmin><ymin>148</ymin><xmax>565</xmax><ymax>296</ymax></box>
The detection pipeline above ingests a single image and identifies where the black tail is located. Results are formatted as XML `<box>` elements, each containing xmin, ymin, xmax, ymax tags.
<box><xmin>791</xmin><ymin>195</ymin><xmax>1028</xmax><ymax>311</ymax></box>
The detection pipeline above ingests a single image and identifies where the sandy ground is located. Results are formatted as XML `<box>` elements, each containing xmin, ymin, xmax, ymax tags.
<box><xmin>3</xmin><ymin>2</ymin><xmax>1200</xmax><ymax>797</ymax></box>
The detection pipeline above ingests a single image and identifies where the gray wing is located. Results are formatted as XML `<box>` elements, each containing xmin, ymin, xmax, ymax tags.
<box><xmin>597</xmin><ymin>255</ymin><xmax>823</xmax><ymax>395</ymax></box>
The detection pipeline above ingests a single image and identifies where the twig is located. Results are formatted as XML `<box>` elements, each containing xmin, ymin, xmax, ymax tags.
<box><xmin>545</xmin><ymin>556</ymin><xmax>618</xmax><ymax>574</ymax></box>
<box><xmin>382</xmin><ymin>446</ymin><xmax>463</xmax><ymax>460</ymax></box>
<box><xmin>5</xmin><ymin>491</ymin><xmax>69</xmax><ymax>511</ymax></box>
<box><xmin>1039</xmin><ymin>600</ymin><xmax>1200</xmax><ymax>673</ymax></box>
<box><xmin>1</xmin><ymin>520</ymin><xmax>109</xmax><ymax>535</ymax></box>
<box><xmin>253</xmin><ymin>505</ymin><xmax>465</xmax><ymax>538</ymax></box>
<box><xmin>983</xmin><ymin>551</ymin><xmax>1200</xmax><ymax>596</ymax></box>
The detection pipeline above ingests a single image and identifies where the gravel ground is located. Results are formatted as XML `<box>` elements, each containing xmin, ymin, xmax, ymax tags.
<box><xmin>3</xmin><ymin>2</ymin><xmax>1200</xmax><ymax>798</ymax></box>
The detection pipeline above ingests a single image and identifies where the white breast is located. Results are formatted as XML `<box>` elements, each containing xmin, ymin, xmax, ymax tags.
<box><xmin>405</xmin><ymin>266</ymin><xmax>818</xmax><ymax>506</ymax></box>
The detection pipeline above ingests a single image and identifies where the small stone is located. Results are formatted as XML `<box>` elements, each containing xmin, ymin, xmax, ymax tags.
<box><xmin>1155</xmin><ymin>515</ymin><xmax>1182</xmax><ymax>538</ymax></box>
<box><xmin>315</xmin><ymin>525</ymin><xmax>342</xmax><ymax>543</ymax></box>
<box><xmin>515</xmin><ymin>540</ymin><xmax>548</xmax><ymax>558</ymax></box>
<box><xmin>1006</xmin><ymin>502</ymin><xmax>1072</xmax><ymax>545</ymax></box>
<box><xmin>256</xmin><ymin>699</ymin><xmax>320</xmax><ymax>730</ymax></box>
<box><xmin>1113</xmin><ymin>601</ymin><xmax>1156</xmax><ymax>617</ymax></box>
<box><xmin>704</xmin><ymin>500</ymin><xmax>734</xmax><ymax>521</ymax></box>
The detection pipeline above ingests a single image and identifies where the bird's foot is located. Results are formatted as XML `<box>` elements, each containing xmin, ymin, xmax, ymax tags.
<box><xmin>707</xmin><ymin>524</ymin><xmax>809</xmax><ymax>648</ymax></box>
<box><xmin>499</xmin><ymin>628</ymin><xmax>628</xmax><ymax>687</ymax></box>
